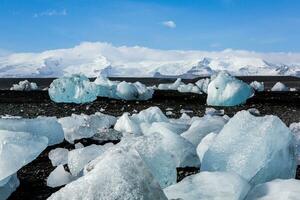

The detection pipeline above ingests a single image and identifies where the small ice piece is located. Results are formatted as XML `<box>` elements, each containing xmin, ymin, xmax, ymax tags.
<box><xmin>131</xmin><ymin>81</ymin><xmax>154</xmax><ymax>100</ymax></box>
<box><xmin>246</xmin><ymin>179</ymin><xmax>300</xmax><ymax>200</ymax></box>
<box><xmin>250</xmin><ymin>81</ymin><xmax>264</xmax><ymax>92</ymax></box>
<box><xmin>10</xmin><ymin>80</ymin><xmax>38</xmax><ymax>91</ymax></box>
<box><xmin>158</xmin><ymin>78</ymin><xmax>182</xmax><ymax>90</ymax></box>
<box><xmin>114</xmin><ymin>107</ymin><xmax>169</xmax><ymax>135</ymax></box>
<box><xmin>0</xmin><ymin>116</ymin><xmax>64</xmax><ymax>146</ymax></box>
<box><xmin>207</xmin><ymin>71</ymin><xmax>254</xmax><ymax>106</ymax></box>
<box><xmin>201</xmin><ymin>111</ymin><xmax>297</xmax><ymax>185</ymax></box>
<box><xmin>141</xmin><ymin>122</ymin><xmax>200</xmax><ymax>167</ymax></box>
<box><xmin>49</xmin><ymin>74</ymin><xmax>98</xmax><ymax>104</ymax></box>
<box><xmin>205</xmin><ymin>107</ymin><xmax>224</xmax><ymax>116</ymax></box>
<box><xmin>166</xmin><ymin>111</ymin><xmax>173</xmax><ymax>116</ymax></box>
<box><xmin>74</xmin><ymin>142</ymin><xmax>84</xmax><ymax>149</ymax></box>
<box><xmin>164</xmin><ymin>171</ymin><xmax>250</xmax><ymax>200</ymax></box>
<box><xmin>48</xmin><ymin>148</ymin><xmax>69</xmax><ymax>167</ymax></box>
<box><xmin>47</xmin><ymin>165</ymin><xmax>73</xmax><ymax>188</ymax></box>
<box><xmin>195</xmin><ymin>78</ymin><xmax>210</xmax><ymax>93</ymax></box>
<box><xmin>48</xmin><ymin>146</ymin><xmax>167</xmax><ymax>200</ymax></box>
<box><xmin>59</xmin><ymin>112</ymin><xmax>116</xmax><ymax>143</ymax></box>
<box><xmin>196</xmin><ymin>132</ymin><xmax>217</xmax><ymax>163</ymax></box>
<box><xmin>181</xmin><ymin>115</ymin><xmax>227</xmax><ymax>146</ymax></box>
<box><xmin>290</xmin><ymin>88</ymin><xmax>297</xmax><ymax>92</ymax></box>
<box><xmin>0</xmin><ymin>130</ymin><xmax>48</xmax><ymax>182</ymax></box>
<box><xmin>247</xmin><ymin>108</ymin><xmax>260</xmax><ymax>116</ymax></box>
<box><xmin>180</xmin><ymin>109</ymin><xmax>193</xmax><ymax>114</ymax></box>
<box><xmin>271</xmin><ymin>82</ymin><xmax>289</xmax><ymax>91</ymax></box>
<box><xmin>68</xmin><ymin>143</ymin><xmax>113</xmax><ymax>176</ymax></box>
<box><xmin>169</xmin><ymin>113</ymin><xmax>192</xmax><ymax>125</ymax></box>
<box><xmin>0</xmin><ymin>174</ymin><xmax>20</xmax><ymax>200</ymax></box>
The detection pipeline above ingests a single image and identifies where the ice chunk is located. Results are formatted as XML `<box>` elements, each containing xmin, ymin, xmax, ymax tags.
<box><xmin>164</xmin><ymin>171</ymin><xmax>250</xmax><ymax>200</ymax></box>
<box><xmin>68</xmin><ymin>144</ymin><xmax>113</xmax><ymax>176</ymax></box>
<box><xmin>10</xmin><ymin>80</ymin><xmax>38</xmax><ymax>91</ymax></box>
<box><xmin>205</xmin><ymin>107</ymin><xmax>224</xmax><ymax>116</ymax></box>
<box><xmin>59</xmin><ymin>112</ymin><xmax>116</xmax><ymax>143</ymax></box>
<box><xmin>158</xmin><ymin>78</ymin><xmax>182</xmax><ymax>90</ymax></box>
<box><xmin>246</xmin><ymin>179</ymin><xmax>300</xmax><ymax>200</ymax></box>
<box><xmin>271</xmin><ymin>82</ymin><xmax>289</xmax><ymax>91</ymax></box>
<box><xmin>0</xmin><ymin>130</ymin><xmax>48</xmax><ymax>182</ymax></box>
<box><xmin>141</xmin><ymin>123</ymin><xmax>200</xmax><ymax>167</ymax></box>
<box><xmin>47</xmin><ymin>165</ymin><xmax>73</xmax><ymax>188</ymax></box>
<box><xmin>48</xmin><ymin>146</ymin><xmax>167</xmax><ymax>200</ymax></box>
<box><xmin>207</xmin><ymin>71</ymin><xmax>254</xmax><ymax>106</ymax></box>
<box><xmin>201</xmin><ymin>111</ymin><xmax>297</xmax><ymax>185</ymax></box>
<box><xmin>177</xmin><ymin>83</ymin><xmax>201</xmax><ymax>94</ymax></box>
<box><xmin>181</xmin><ymin>115</ymin><xmax>227</xmax><ymax>146</ymax></box>
<box><xmin>196</xmin><ymin>132</ymin><xmax>217</xmax><ymax>163</ymax></box>
<box><xmin>116</xmin><ymin>81</ymin><xmax>154</xmax><ymax>100</ymax></box>
<box><xmin>250</xmin><ymin>81</ymin><xmax>264</xmax><ymax>91</ymax></box>
<box><xmin>195</xmin><ymin>78</ymin><xmax>210</xmax><ymax>93</ymax></box>
<box><xmin>114</xmin><ymin>107</ymin><xmax>168</xmax><ymax>135</ymax></box>
<box><xmin>290</xmin><ymin>122</ymin><xmax>300</xmax><ymax>164</ymax></box>
<box><xmin>48</xmin><ymin>148</ymin><xmax>69</xmax><ymax>167</ymax></box>
<box><xmin>0</xmin><ymin>174</ymin><xmax>19</xmax><ymax>200</ymax></box>
<box><xmin>0</xmin><ymin>116</ymin><xmax>64</xmax><ymax>146</ymax></box>
<box><xmin>119</xmin><ymin>134</ymin><xmax>177</xmax><ymax>188</ymax></box>
<box><xmin>49</xmin><ymin>74</ymin><xmax>98</xmax><ymax>104</ymax></box>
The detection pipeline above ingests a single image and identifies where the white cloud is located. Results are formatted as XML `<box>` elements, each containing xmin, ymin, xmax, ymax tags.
<box><xmin>162</xmin><ymin>20</ymin><xmax>176</xmax><ymax>28</ymax></box>
<box><xmin>34</xmin><ymin>9</ymin><xmax>67</xmax><ymax>18</ymax></box>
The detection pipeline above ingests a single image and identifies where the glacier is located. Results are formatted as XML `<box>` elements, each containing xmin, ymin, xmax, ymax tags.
<box><xmin>201</xmin><ymin>111</ymin><xmax>297</xmax><ymax>185</ymax></box>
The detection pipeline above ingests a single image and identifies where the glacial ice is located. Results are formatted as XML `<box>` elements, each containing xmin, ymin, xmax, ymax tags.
<box><xmin>0</xmin><ymin>116</ymin><xmax>64</xmax><ymax>146</ymax></box>
<box><xmin>47</xmin><ymin>165</ymin><xmax>73</xmax><ymax>188</ymax></box>
<box><xmin>0</xmin><ymin>175</ymin><xmax>20</xmax><ymax>200</ymax></box>
<box><xmin>68</xmin><ymin>143</ymin><xmax>113</xmax><ymax>176</ymax></box>
<box><xmin>0</xmin><ymin>130</ymin><xmax>48</xmax><ymax>182</ymax></box>
<box><xmin>158</xmin><ymin>78</ymin><xmax>202</xmax><ymax>94</ymax></box>
<box><xmin>49</xmin><ymin>74</ymin><xmax>154</xmax><ymax>103</ymax></box>
<box><xmin>250</xmin><ymin>81</ymin><xmax>264</xmax><ymax>91</ymax></box>
<box><xmin>246</xmin><ymin>179</ymin><xmax>300</xmax><ymax>200</ymax></box>
<box><xmin>49</xmin><ymin>74</ymin><xmax>98</xmax><ymax>103</ymax></box>
<box><xmin>164</xmin><ymin>171</ymin><xmax>250</xmax><ymax>200</ymax></box>
<box><xmin>10</xmin><ymin>80</ymin><xmax>38</xmax><ymax>91</ymax></box>
<box><xmin>48</xmin><ymin>146</ymin><xmax>167</xmax><ymax>200</ymax></box>
<box><xmin>158</xmin><ymin>78</ymin><xmax>182</xmax><ymax>90</ymax></box>
<box><xmin>201</xmin><ymin>111</ymin><xmax>297</xmax><ymax>185</ymax></box>
<box><xmin>48</xmin><ymin>148</ymin><xmax>69</xmax><ymax>167</ymax></box>
<box><xmin>58</xmin><ymin>112</ymin><xmax>116</xmax><ymax>143</ymax></box>
<box><xmin>290</xmin><ymin>122</ymin><xmax>300</xmax><ymax>164</ymax></box>
<box><xmin>271</xmin><ymin>81</ymin><xmax>289</xmax><ymax>91</ymax></box>
<box><xmin>181</xmin><ymin>114</ymin><xmax>227</xmax><ymax>146</ymax></box>
<box><xmin>195</xmin><ymin>78</ymin><xmax>210</xmax><ymax>93</ymax></box>
<box><xmin>207</xmin><ymin>71</ymin><xmax>254</xmax><ymax>106</ymax></box>
<box><xmin>196</xmin><ymin>132</ymin><xmax>217</xmax><ymax>163</ymax></box>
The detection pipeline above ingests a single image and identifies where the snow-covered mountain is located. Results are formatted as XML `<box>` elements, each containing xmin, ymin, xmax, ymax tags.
<box><xmin>0</xmin><ymin>42</ymin><xmax>299</xmax><ymax>78</ymax></box>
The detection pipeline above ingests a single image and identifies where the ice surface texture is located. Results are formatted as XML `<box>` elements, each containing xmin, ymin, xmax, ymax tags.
<box><xmin>0</xmin><ymin>116</ymin><xmax>64</xmax><ymax>146</ymax></box>
<box><xmin>0</xmin><ymin>175</ymin><xmax>19</xmax><ymax>200</ymax></box>
<box><xmin>201</xmin><ymin>111</ymin><xmax>297</xmax><ymax>185</ymax></box>
<box><xmin>0</xmin><ymin>130</ymin><xmax>48</xmax><ymax>182</ymax></box>
<box><xmin>49</xmin><ymin>74</ymin><xmax>153</xmax><ymax>103</ymax></box>
<box><xmin>207</xmin><ymin>71</ymin><xmax>254</xmax><ymax>106</ymax></box>
<box><xmin>250</xmin><ymin>81</ymin><xmax>264</xmax><ymax>91</ymax></box>
<box><xmin>48</xmin><ymin>146</ymin><xmax>167</xmax><ymax>200</ymax></box>
<box><xmin>164</xmin><ymin>171</ymin><xmax>250</xmax><ymax>200</ymax></box>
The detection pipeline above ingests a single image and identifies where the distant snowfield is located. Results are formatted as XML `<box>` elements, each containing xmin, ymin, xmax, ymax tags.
<box><xmin>0</xmin><ymin>42</ymin><xmax>300</xmax><ymax>78</ymax></box>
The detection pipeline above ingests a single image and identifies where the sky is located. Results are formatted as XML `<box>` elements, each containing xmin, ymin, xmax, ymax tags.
<box><xmin>0</xmin><ymin>0</ymin><xmax>300</xmax><ymax>53</ymax></box>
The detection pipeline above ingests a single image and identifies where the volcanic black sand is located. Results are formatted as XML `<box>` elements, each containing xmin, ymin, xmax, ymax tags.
<box><xmin>0</xmin><ymin>77</ymin><xmax>299</xmax><ymax>200</ymax></box>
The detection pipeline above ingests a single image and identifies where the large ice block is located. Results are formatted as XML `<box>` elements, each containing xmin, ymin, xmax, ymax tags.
<box><xmin>207</xmin><ymin>71</ymin><xmax>254</xmax><ymax>106</ymax></box>
<box><xmin>48</xmin><ymin>146</ymin><xmax>167</xmax><ymax>200</ymax></box>
<box><xmin>164</xmin><ymin>171</ymin><xmax>250</xmax><ymax>200</ymax></box>
<box><xmin>201</xmin><ymin>111</ymin><xmax>297</xmax><ymax>185</ymax></box>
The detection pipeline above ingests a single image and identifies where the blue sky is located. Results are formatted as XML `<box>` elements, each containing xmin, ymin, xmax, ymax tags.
<box><xmin>0</xmin><ymin>0</ymin><xmax>300</xmax><ymax>52</ymax></box>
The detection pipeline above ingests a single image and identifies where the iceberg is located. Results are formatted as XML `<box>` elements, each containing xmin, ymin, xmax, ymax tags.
<box><xmin>246</xmin><ymin>179</ymin><xmax>300</xmax><ymax>200</ymax></box>
<box><xmin>181</xmin><ymin>114</ymin><xmax>227</xmax><ymax>146</ymax></box>
<box><xmin>271</xmin><ymin>81</ymin><xmax>289</xmax><ymax>91</ymax></box>
<box><xmin>58</xmin><ymin>112</ymin><xmax>116</xmax><ymax>143</ymax></box>
<box><xmin>47</xmin><ymin>165</ymin><xmax>73</xmax><ymax>188</ymax></box>
<box><xmin>49</xmin><ymin>74</ymin><xmax>98</xmax><ymax>104</ymax></box>
<box><xmin>164</xmin><ymin>171</ymin><xmax>250</xmax><ymax>200</ymax></box>
<box><xmin>10</xmin><ymin>80</ymin><xmax>38</xmax><ymax>91</ymax></box>
<box><xmin>0</xmin><ymin>174</ymin><xmax>20</xmax><ymax>200</ymax></box>
<box><xmin>195</xmin><ymin>78</ymin><xmax>210</xmax><ymax>93</ymax></box>
<box><xmin>0</xmin><ymin>130</ymin><xmax>48</xmax><ymax>182</ymax></box>
<box><xmin>207</xmin><ymin>71</ymin><xmax>254</xmax><ymax>106</ymax></box>
<box><xmin>48</xmin><ymin>146</ymin><xmax>167</xmax><ymax>200</ymax></box>
<box><xmin>250</xmin><ymin>81</ymin><xmax>264</xmax><ymax>91</ymax></box>
<box><xmin>201</xmin><ymin>111</ymin><xmax>297</xmax><ymax>185</ymax></box>
<box><xmin>48</xmin><ymin>148</ymin><xmax>69</xmax><ymax>167</ymax></box>
<box><xmin>0</xmin><ymin>116</ymin><xmax>64</xmax><ymax>146</ymax></box>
